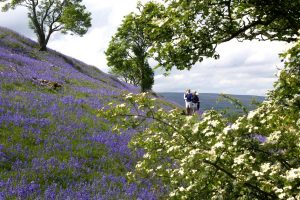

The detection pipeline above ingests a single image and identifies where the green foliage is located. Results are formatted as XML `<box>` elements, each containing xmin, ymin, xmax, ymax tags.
<box><xmin>105</xmin><ymin>10</ymin><xmax>154</xmax><ymax>92</ymax></box>
<box><xmin>1</xmin><ymin>0</ymin><xmax>91</xmax><ymax>51</ymax></box>
<box><xmin>98</xmin><ymin>41</ymin><xmax>300</xmax><ymax>199</ymax></box>
<box><xmin>138</xmin><ymin>0</ymin><xmax>300</xmax><ymax>71</ymax></box>
<box><xmin>60</xmin><ymin>1</ymin><xmax>91</xmax><ymax>36</ymax></box>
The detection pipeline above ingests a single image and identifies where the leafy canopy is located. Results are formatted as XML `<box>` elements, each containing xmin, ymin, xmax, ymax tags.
<box><xmin>139</xmin><ymin>0</ymin><xmax>300</xmax><ymax>70</ymax></box>
<box><xmin>105</xmin><ymin>8</ymin><xmax>154</xmax><ymax>92</ymax></box>
<box><xmin>1</xmin><ymin>0</ymin><xmax>91</xmax><ymax>50</ymax></box>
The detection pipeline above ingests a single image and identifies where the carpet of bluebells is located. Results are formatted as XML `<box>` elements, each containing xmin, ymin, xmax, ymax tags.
<box><xmin>0</xmin><ymin>27</ymin><xmax>168</xmax><ymax>199</ymax></box>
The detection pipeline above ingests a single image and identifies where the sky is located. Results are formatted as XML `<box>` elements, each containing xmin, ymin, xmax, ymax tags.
<box><xmin>0</xmin><ymin>0</ymin><xmax>290</xmax><ymax>96</ymax></box>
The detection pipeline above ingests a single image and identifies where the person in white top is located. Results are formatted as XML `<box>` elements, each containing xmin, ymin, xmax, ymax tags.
<box><xmin>184</xmin><ymin>89</ymin><xmax>192</xmax><ymax>115</ymax></box>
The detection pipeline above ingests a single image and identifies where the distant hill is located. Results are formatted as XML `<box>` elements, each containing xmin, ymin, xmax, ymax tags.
<box><xmin>158</xmin><ymin>92</ymin><xmax>265</xmax><ymax>112</ymax></box>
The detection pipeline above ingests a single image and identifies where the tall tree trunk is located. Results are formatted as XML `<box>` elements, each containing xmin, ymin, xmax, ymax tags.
<box><xmin>136</xmin><ymin>47</ymin><xmax>153</xmax><ymax>92</ymax></box>
<box><xmin>39</xmin><ymin>44</ymin><xmax>47</xmax><ymax>51</ymax></box>
<box><xmin>140</xmin><ymin>62</ymin><xmax>154</xmax><ymax>92</ymax></box>
<box><xmin>38</xmin><ymin>33</ymin><xmax>48</xmax><ymax>51</ymax></box>
<box><xmin>29</xmin><ymin>0</ymin><xmax>48</xmax><ymax>51</ymax></box>
<box><xmin>141</xmin><ymin>67</ymin><xmax>146</xmax><ymax>92</ymax></box>
<box><xmin>140</xmin><ymin>56</ymin><xmax>147</xmax><ymax>92</ymax></box>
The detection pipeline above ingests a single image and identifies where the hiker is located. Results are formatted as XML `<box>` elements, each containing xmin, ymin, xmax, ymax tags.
<box><xmin>184</xmin><ymin>89</ymin><xmax>193</xmax><ymax>115</ymax></box>
<box><xmin>192</xmin><ymin>91</ymin><xmax>200</xmax><ymax>114</ymax></box>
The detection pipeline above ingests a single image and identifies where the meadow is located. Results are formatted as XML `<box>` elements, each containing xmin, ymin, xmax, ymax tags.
<box><xmin>0</xmin><ymin>27</ymin><xmax>172</xmax><ymax>199</ymax></box>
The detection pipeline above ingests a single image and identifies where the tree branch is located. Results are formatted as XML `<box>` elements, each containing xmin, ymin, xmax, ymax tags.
<box><xmin>41</xmin><ymin>0</ymin><xmax>55</xmax><ymax>30</ymax></box>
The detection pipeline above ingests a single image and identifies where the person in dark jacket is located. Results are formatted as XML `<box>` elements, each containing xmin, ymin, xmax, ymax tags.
<box><xmin>192</xmin><ymin>91</ymin><xmax>200</xmax><ymax>114</ymax></box>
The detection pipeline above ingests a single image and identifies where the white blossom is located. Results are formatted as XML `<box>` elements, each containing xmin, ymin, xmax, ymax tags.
<box><xmin>234</xmin><ymin>154</ymin><xmax>246</xmax><ymax>165</ymax></box>
<box><xmin>276</xmin><ymin>69</ymin><xmax>282</xmax><ymax>77</ymax></box>
<box><xmin>275</xmin><ymin>188</ymin><xmax>283</xmax><ymax>194</ymax></box>
<box><xmin>143</xmin><ymin>153</ymin><xmax>150</xmax><ymax>159</ymax></box>
<box><xmin>278</xmin><ymin>193</ymin><xmax>286</xmax><ymax>199</ymax></box>
<box><xmin>267</xmin><ymin>131</ymin><xmax>281</xmax><ymax>143</ymax></box>
<box><xmin>247</xmin><ymin>110</ymin><xmax>259</xmax><ymax>119</ymax></box>
<box><xmin>231</xmin><ymin>122</ymin><xmax>241</xmax><ymax>130</ymax></box>
<box><xmin>261</xmin><ymin>163</ymin><xmax>271</xmax><ymax>173</ymax></box>
<box><xmin>205</xmin><ymin>131</ymin><xmax>214</xmax><ymax>137</ymax></box>
<box><xmin>260</xmin><ymin>119</ymin><xmax>266</xmax><ymax>124</ymax></box>
<box><xmin>178</xmin><ymin>168</ymin><xmax>184</xmax><ymax>175</ymax></box>
<box><xmin>118</xmin><ymin>103</ymin><xmax>126</xmax><ymax>108</ymax></box>
<box><xmin>286</xmin><ymin>198</ymin><xmax>295</xmax><ymax>200</ymax></box>
<box><xmin>124</xmin><ymin>93</ymin><xmax>133</xmax><ymax>99</ymax></box>
<box><xmin>135</xmin><ymin>162</ymin><xmax>143</xmax><ymax>168</ymax></box>
<box><xmin>186</xmin><ymin>184</ymin><xmax>194</xmax><ymax>191</ymax></box>
<box><xmin>167</xmin><ymin>145</ymin><xmax>180</xmax><ymax>153</ymax></box>
<box><xmin>192</xmin><ymin>123</ymin><xmax>200</xmax><ymax>134</ymax></box>
<box><xmin>169</xmin><ymin>191</ymin><xmax>176</xmax><ymax>197</ymax></box>
<box><xmin>252</xmin><ymin>170</ymin><xmax>263</xmax><ymax>177</ymax></box>
<box><xmin>209</xmin><ymin>120</ymin><xmax>219</xmax><ymax>127</ymax></box>
<box><xmin>223</xmin><ymin>126</ymin><xmax>231</xmax><ymax>135</ymax></box>
<box><xmin>285</xmin><ymin>168</ymin><xmax>300</xmax><ymax>181</ymax></box>
<box><xmin>213</xmin><ymin>141</ymin><xmax>224</xmax><ymax>149</ymax></box>
<box><xmin>296</xmin><ymin>118</ymin><xmax>300</xmax><ymax>126</ymax></box>
<box><xmin>189</xmin><ymin>149</ymin><xmax>199</xmax><ymax>156</ymax></box>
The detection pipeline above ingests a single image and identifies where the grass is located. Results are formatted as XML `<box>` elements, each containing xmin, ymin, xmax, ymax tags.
<box><xmin>0</xmin><ymin>33</ymin><xmax>7</xmax><ymax>39</ymax></box>
<box><xmin>1</xmin><ymin>81</ymin><xmax>24</xmax><ymax>91</ymax></box>
<box><xmin>3</xmin><ymin>39</ymin><xmax>25</xmax><ymax>51</ymax></box>
<box><xmin>0</xmin><ymin>64</ymin><xmax>6</xmax><ymax>71</ymax></box>
<box><xmin>67</xmin><ymin>78</ymin><xmax>99</xmax><ymax>89</ymax></box>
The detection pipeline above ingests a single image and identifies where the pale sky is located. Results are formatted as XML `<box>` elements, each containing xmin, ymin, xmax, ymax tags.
<box><xmin>0</xmin><ymin>0</ymin><xmax>289</xmax><ymax>96</ymax></box>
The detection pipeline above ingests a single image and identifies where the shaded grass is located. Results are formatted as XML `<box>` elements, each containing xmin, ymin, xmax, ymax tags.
<box><xmin>0</xmin><ymin>63</ymin><xmax>6</xmax><ymax>71</ymax></box>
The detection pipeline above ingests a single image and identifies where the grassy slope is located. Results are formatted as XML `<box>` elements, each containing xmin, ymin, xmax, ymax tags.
<box><xmin>0</xmin><ymin>27</ymin><xmax>172</xmax><ymax>199</ymax></box>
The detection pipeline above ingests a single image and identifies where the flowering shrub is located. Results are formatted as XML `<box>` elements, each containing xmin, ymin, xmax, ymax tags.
<box><xmin>98</xmin><ymin>41</ymin><xmax>300</xmax><ymax>199</ymax></box>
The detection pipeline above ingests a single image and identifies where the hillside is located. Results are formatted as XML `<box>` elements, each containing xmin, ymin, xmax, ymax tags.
<box><xmin>0</xmin><ymin>27</ymin><xmax>173</xmax><ymax>199</ymax></box>
<box><xmin>159</xmin><ymin>92</ymin><xmax>265</xmax><ymax>112</ymax></box>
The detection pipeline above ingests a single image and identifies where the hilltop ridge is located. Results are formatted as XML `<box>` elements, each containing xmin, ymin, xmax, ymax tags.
<box><xmin>0</xmin><ymin>27</ymin><xmax>137</xmax><ymax>94</ymax></box>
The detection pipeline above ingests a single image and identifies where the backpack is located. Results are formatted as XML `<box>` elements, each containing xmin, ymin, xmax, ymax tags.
<box><xmin>185</xmin><ymin>93</ymin><xmax>192</xmax><ymax>102</ymax></box>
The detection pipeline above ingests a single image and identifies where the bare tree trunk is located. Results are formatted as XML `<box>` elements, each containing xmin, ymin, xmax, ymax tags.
<box><xmin>38</xmin><ymin>35</ymin><xmax>48</xmax><ymax>51</ymax></box>
<box><xmin>39</xmin><ymin>45</ymin><xmax>47</xmax><ymax>51</ymax></box>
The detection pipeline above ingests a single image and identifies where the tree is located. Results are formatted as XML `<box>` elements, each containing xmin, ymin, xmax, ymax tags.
<box><xmin>105</xmin><ymin>11</ymin><xmax>154</xmax><ymax>92</ymax></box>
<box><xmin>1</xmin><ymin>0</ymin><xmax>92</xmax><ymax>51</ymax></box>
<box><xmin>139</xmin><ymin>0</ymin><xmax>300</xmax><ymax>71</ymax></box>
<box><xmin>98</xmin><ymin>41</ymin><xmax>300</xmax><ymax>198</ymax></box>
